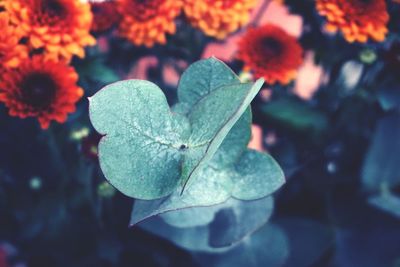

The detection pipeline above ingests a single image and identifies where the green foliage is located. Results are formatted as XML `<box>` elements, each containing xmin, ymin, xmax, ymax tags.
<box><xmin>362</xmin><ymin>113</ymin><xmax>400</xmax><ymax>191</ymax></box>
<box><xmin>138</xmin><ymin>197</ymin><xmax>276</xmax><ymax>252</ymax></box>
<box><xmin>177</xmin><ymin>57</ymin><xmax>239</xmax><ymax>106</ymax></box>
<box><xmin>89</xmin><ymin>58</ymin><xmax>285</xmax><ymax>246</ymax></box>
<box><xmin>368</xmin><ymin>192</ymin><xmax>400</xmax><ymax>219</ymax></box>
<box><xmin>262</xmin><ymin>97</ymin><xmax>329</xmax><ymax>134</ymax></box>
<box><xmin>377</xmin><ymin>87</ymin><xmax>400</xmax><ymax>111</ymax></box>
<box><xmin>89</xmin><ymin>80</ymin><xmax>190</xmax><ymax>199</ymax></box>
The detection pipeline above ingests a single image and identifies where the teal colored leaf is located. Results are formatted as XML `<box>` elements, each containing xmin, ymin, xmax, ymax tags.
<box><xmin>182</xmin><ymin>79</ymin><xmax>264</xmax><ymax>189</ymax></box>
<box><xmin>368</xmin><ymin>192</ymin><xmax>400</xmax><ymax>219</ymax></box>
<box><xmin>89</xmin><ymin>80</ymin><xmax>190</xmax><ymax>200</ymax></box>
<box><xmin>89</xmin><ymin>57</ymin><xmax>286</xmax><ymax>251</ymax></box>
<box><xmin>177</xmin><ymin>57</ymin><xmax>239</xmax><ymax>106</ymax></box>
<box><xmin>377</xmin><ymin>87</ymin><xmax>400</xmax><ymax>111</ymax></box>
<box><xmin>176</xmin><ymin>57</ymin><xmax>251</xmax><ymax>168</ymax></box>
<box><xmin>232</xmin><ymin>149</ymin><xmax>285</xmax><ymax>200</ymax></box>
<box><xmin>362</xmin><ymin>113</ymin><xmax>400</xmax><ymax>191</ymax></box>
<box><xmin>208</xmin><ymin>196</ymin><xmax>274</xmax><ymax>247</ymax></box>
<box><xmin>89</xmin><ymin>78</ymin><xmax>264</xmax><ymax>200</ymax></box>
<box><xmin>137</xmin><ymin>197</ymin><xmax>276</xmax><ymax>252</ymax></box>
<box><xmin>210</xmin><ymin>108</ymin><xmax>251</xmax><ymax>168</ymax></box>
<box><xmin>262</xmin><ymin>98</ymin><xmax>328</xmax><ymax>133</ymax></box>
<box><xmin>89</xmin><ymin>57</ymin><xmax>285</xmax><ymax>252</ymax></box>
<box><xmin>130</xmin><ymin>166</ymin><xmax>234</xmax><ymax>225</ymax></box>
<box><xmin>159</xmin><ymin>196</ymin><xmax>273</xmax><ymax>233</ymax></box>
<box><xmin>138</xmin><ymin>216</ymin><xmax>230</xmax><ymax>253</ymax></box>
<box><xmin>160</xmin><ymin>205</ymin><xmax>219</xmax><ymax>228</ymax></box>
<box><xmin>197</xmin><ymin>224</ymin><xmax>289</xmax><ymax>267</ymax></box>
<box><xmin>171</xmin><ymin>102</ymin><xmax>191</xmax><ymax>115</ymax></box>
<box><xmin>131</xmin><ymin>148</ymin><xmax>284</xmax><ymax>225</ymax></box>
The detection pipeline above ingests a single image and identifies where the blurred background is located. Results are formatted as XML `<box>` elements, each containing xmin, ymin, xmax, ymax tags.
<box><xmin>0</xmin><ymin>0</ymin><xmax>400</xmax><ymax>266</ymax></box>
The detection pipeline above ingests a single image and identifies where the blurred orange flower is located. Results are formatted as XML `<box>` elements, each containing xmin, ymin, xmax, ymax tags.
<box><xmin>3</xmin><ymin>0</ymin><xmax>96</xmax><ymax>62</ymax></box>
<box><xmin>184</xmin><ymin>0</ymin><xmax>257</xmax><ymax>39</ymax></box>
<box><xmin>117</xmin><ymin>0</ymin><xmax>182</xmax><ymax>47</ymax></box>
<box><xmin>316</xmin><ymin>0</ymin><xmax>389</xmax><ymax>43</ymax></box>
<box><xmin>0</xmin><ymin>12</ymin><xmax>28</xmax><ymax>68</ymax></box>
<box><xmin>90</xmin><ymin>1</ymin><xmax>120</xmax><ymax>33</ymax></box>
<box><xmin>237</xmin><ymin>24</ymin><xmax>303</xmax><ymax>85</ymax></box>
<box><xmin>0</xmin><ymin>56</ymin><xmax>83</xmax><ymax>129</ymax></box>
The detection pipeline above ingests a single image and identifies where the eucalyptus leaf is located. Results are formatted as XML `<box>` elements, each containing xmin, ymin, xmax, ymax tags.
<box><xmin>193</xmin><ymin>223</ymin><xmax>289</xmax><ymax>267</ymax></box>
<box><xmin>89</xmin><ymin>76</ymin><xmax>264</xmax><ymax>200</ymax></box>
<box><xmin>208</xmin><ymin>196</ymin><xmax>274</xmax><ymax>247</ymax></box>
<box><xmin>232</xmin><ymin>149</ymin><xmax>285</xmax><ymax>200</ymax></box>
<box><xmin>177</xmin><ymin>57</ymin><xmax>239</xmax><ymax>106</ymax></box>
<box><xmin>210</xmin><ymin>108</ymin><xmax>251</xmax><ymax>168</ymax></box>
<box><xmin>131</xmin><ymin>149</ymin><xmax>284</xmax><ymax>225</ymax></box>
<box><xmin>362</xmin><ymin>113</ymin><xmax>400</xmax><ymax>191</ymax></box>
<box><xmin>368</xmin><ymin>193</ymin><xmax>400</xmax><ymax>219</ymax></box>
<box><xmin>138</xmin><ymin>216</ymin><xmax>230</xmax><ymax>253</ymax></box>
<box><xmin>89</xmin><ymin>80</ymin><xmax>189</xmax><ymax>200</ymax></box>
<box><xmin>160</xmin><ymin>205</ymin><xmax>219</xmax><ymax>228</ymax></box>
<box><xmin>138</xmin><ymin>197</ymin><xmax>275</xmax><ymax>252</ymax></box>
<box><xmin>159</xmin><ymin>196</ymin><xmax>273</xmax><ymax>234</ymax></box>
<box><xmin>176</xmin><ymin>57</ymin><xmax>251</xmax><ymax>168</ymax></box>
<box><xmin>181</xmin><ymin>79</ymin><xmax>265</xmax><ymax>189</ymax></box>
<box><xmin>130</xmin><ymin>166</ymin><xmax>234</xmax><ymax>225</ymax></box>
<box><xmin>89</xmin><ymin>58</ymin><xmax>284</xmax><ymax>246</ymax></box>
<box><xmin>377</xmin><ymin>87</ymin><xmax>400</xmax><ymax>111</ymax></box>
<box><xmin>262</xmin><ymin>98</ymin><xmax>328</xmax><ymax>134</ymax></box>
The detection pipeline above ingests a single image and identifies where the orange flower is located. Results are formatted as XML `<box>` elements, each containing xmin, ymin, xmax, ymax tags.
<box><xmin>0</xmin><ymin>12</ymin><xmax>28</xmax><ymax>68</ymax></box>
<box><xmin>183</xmin><ymin>0</ymin><xmax>257</xmax><ymax>39</ymax></box>
<box><xmin>116</xmin><ymin>0</ymin><xmax>182</xmax><ymax>47</ymax></box>
<box><xmin>0</xmin><ymin>56</ymin><xmax>83</xmax><ymax>129</ymax></box>
<box><xmin>3</xmin><ymin>0</ymin><xmax>96</xmax><ymax>62</ymax></box>
<box><xmin>90</xmin><ymin>1</ymin><xmax>120</xmax><ymax>33</ymax></box>
<box><xmin>237</xmin><ymin>24</ymin><xmax>303</xmax><ymax>85</ymax></box>
<box><xmin>316</xmin><ymin>0</ymin><xmax>389</xmax><ymax>43</ymax></box>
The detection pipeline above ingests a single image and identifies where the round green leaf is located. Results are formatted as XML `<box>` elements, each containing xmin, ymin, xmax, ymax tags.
<box><xmin>232</xmin><ymin>149</ymin><xmax>285</xmax><ymax>200</ymax></box>
<box><xmin>89</xmin><ymin>80</ymin><xmax>190</xmax><ymax>200</ymax></box>
<box><xmin>177</xmin><ymin>57</ymin><xmax>239</xmax><ymax>106</ymax></box>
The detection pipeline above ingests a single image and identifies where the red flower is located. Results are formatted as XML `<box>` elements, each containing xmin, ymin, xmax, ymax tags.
<box><xmin>0</xmin><ymin>56</ymin><xmax>83</xmax><ymax>129</ymax></box>
<box><xmin>90</xmin><ymin>1</ymin><xmax>120</xmax><ymax>33</ymax></box>
<box><xmin>238</xmin><ymin>24</ymin><xmax>303</xmax><ymax>85</ymax></box>
<box><xmin>316</xmin><ymin>0</ymin><xmax>389</xmax><ymax>43</ymax></box>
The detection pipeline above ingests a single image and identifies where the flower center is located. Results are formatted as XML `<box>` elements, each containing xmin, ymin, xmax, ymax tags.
<box><xmin>21</xmin><ymin>72</ymin><xmax>57</xmax><ymax>109</ymax></box>
<box><xmin>42</xmin><ymin>0</ymin><xmax>65</xmax><ymax>17</ymax></box>
<box><xmin>260</xmin><ymin>37</ymin><xmax>283</xmax><ymax>56</ymax></box>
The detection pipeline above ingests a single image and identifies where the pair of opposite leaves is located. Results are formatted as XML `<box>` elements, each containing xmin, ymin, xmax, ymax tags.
<box><xmin>89</xmin><ymin>57</ymin><xmax>285</xmax><ymax>224</ymax></box>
